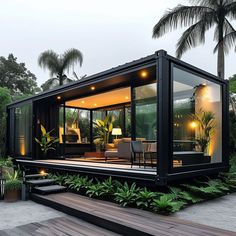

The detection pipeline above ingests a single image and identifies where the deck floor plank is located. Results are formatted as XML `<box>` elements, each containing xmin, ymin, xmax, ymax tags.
<box><xmin>32</xmin><ymin>192</ymin><xmax>236</xmax><ymax>236</ymax></box>
<box><xmin>0</xmin><ymin>216</ymin><xmax>120</xmax><ymax>236</ymax></box>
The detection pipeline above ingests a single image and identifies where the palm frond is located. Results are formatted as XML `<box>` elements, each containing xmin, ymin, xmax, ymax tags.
<box><xmin>176</xmin><ymin>12</ymin><xmax>215</xmax><ymax>58</ymax></box>
<box><xmin>225</xmin><ymin>1</ymin><xmax>236</xmax><ymax>18</ymax></box>
<box><xmin>153</xmin><ymin>5</ymin><xmax>214</xmax><ymax>38</ymax></box>
<box><xmin>213</xmin><ymin>19</ymin><xmax>236</xmax><ymax>54</ymax></box>
<box><xmin>38</xmin><ymin>50</ymin><xmax>61</xmax><ymax>77</ymax></box>
<box><xmin>62</xmin><ymin>48</ymin><xmax>83</xmax><ymax>73</ymax></box>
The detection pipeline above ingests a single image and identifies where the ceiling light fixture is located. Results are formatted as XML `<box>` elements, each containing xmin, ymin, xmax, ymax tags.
<box><xmin>140</xmin><ymin>70</ymin><xmax>148</xmax><ymax>78</ymax></box>
<box><xmin>57</xmin><ymin>96</ymin><xmax>61</xmax><ymax>100</ymax></box>
<box><xmin>91</xmin><ymin>86</ymin><xmax>95</xmax><ymax>91</ymax></box>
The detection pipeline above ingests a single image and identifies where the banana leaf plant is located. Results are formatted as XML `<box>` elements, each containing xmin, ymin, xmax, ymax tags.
<box><xmin>93</xmin><ymin>115</ymin><xmax>114</xmax><ymax>151</ymax></box>
<box><xmin>35</xmin><ymin>124</ymin><xmax>59</xmax><ymax>155</ymax></box>
<box><xmin>190</xmin><ymin>108</ymin><xmax>216</xmax><ymax>154</ymax></box>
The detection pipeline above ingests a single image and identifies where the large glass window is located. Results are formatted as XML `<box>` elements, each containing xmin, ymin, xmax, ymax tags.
<box><xmin>173</xmin><ymin>66</ymin><xmax>222</xmax><ymax>167</ymax></box>
<box><xmin>134</xmin><ymin>83</ymin><xmax>157</xmax><ymax>140</ymax></box>
<box><xmin>14</xmin><ymin>103</ymin><xmax>32</xmax><ymax>156</ymax></box>
<box><xmin>59</xmin><ymin>107</ymin><xmax>90</xmax><ymax>144</ymax></box>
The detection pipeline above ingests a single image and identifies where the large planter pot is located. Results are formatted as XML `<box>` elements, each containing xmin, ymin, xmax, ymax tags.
<box><xmin>4</xmin><ymin>190</ymin><xmax>20</xmax><ymax>202</ymax></box>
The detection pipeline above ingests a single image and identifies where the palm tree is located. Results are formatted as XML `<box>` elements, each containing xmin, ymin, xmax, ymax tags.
<box><xmin>153</xmin><ymin>0</ymin><xmax>236</xmax><ymax>79</ymax></box>
<box><xmin>38</xmin><ymin>48</ymin><xmax>83</xmax><ymax>86</ymax></box>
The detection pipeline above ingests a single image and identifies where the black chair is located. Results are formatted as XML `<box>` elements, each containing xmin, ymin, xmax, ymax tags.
<box><xmin>130</xmin><ymin>141</ymin><xmax>155</xmax><ymax>168</ymax></box>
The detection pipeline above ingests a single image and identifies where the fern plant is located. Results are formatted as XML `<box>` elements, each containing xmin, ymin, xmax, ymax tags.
<box><xmin>151</xmin><ymin>195</ymin><xmax>185</xmax><ymax>215</ymax></box>
<box><xmin>169</xmin><ymin>187</ymin><xmax>203</xmax><ymax>204</ymax></box>
<box><xmin>114</xmin><ymin>182</ymin><xmax>139</xmax><ymax>207</ymax></box>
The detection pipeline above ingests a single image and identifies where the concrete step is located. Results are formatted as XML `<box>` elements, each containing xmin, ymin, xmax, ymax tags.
<box><xmin>26</xmin><ymin>179</ymin><xmax>55</xmax><ymax>186</ymax></box>
<box><xmin>33</xmin><ymin>185</ymin><xmax>66</xmax><ymax>195</ymax></box>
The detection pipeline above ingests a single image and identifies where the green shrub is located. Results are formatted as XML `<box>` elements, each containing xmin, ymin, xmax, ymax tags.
<box><xmin>86</xmin><ymin>182</ymin><xmax>105</xmax><ymax>198</ymax></box>
<box><xmin>136</xmin><ymin>188</ymin><xmax>160</xmax><ymax>209</ymax></box>
<box><xmin>114</xmin><ymin>182</ymin><xmax>139</xmax><ymax>207</ymax></box>
<box><xmin>169</xmin><ymin>187</ymin><xmax>203</xmax><ymax>204</ymax></box>
<box><xmin>4</xmin><ymin>170</ymin><xmax>22</xmax><ymax>192</ymax></box>
<box><xmin>67</xmin><ymin>175</ymin><xmax>93</xmax><ymax>192</ymax></box>
<box><xmin>48</xmin><ymin>173</ymin><xmax>68</xmax><ymax>186</ymax></box>
<box><xmin>0</xmin><ymin>157</ymin><xmax>13</xmax><ymax>168</ymax></box>
<box><xmin>100</xmin><ymin>177</ymin><xmax>117</xmax><ymax>196</ymax></box>
<box><xmin>5</xmin><ymin>179</ymin><xmax>22</xmax><ymax>191</ymax></box>
<box><xmin>151</xmin><ymin>195</ymin><xmax>185</xmax><ymax>215</ymax></box>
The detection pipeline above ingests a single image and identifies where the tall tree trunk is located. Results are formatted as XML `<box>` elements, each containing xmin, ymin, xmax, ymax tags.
<box><xmin>217</xmin><ymin>22</ymin><xmax>225</xmax><ymax>80</ymax></box>
<box><xmin>217</xmin><ymin>41</ymin><xmax>225</xmax><ymax>80</ymax></box>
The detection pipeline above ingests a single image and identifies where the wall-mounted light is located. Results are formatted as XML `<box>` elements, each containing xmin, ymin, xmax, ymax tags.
<box><xmin>57</xmin><ymin>96</ymin><xmax>61</xmax><ymax>100</ymax></box>
<box><xmin>91</xmin><ymin>86</ymin><xmax>95</xmax><ymax>91</ymax></box>
<box><xmin>190</xmin><ymin>121</ymin><xmax>197</xmax><ymax>129</ymax></box>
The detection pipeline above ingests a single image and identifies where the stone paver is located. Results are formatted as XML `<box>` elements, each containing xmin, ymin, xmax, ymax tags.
<box><xmin>0</xmin><ymin>200</ymin><xmax>65</xmax><ymax>230</ymax></box>
<box><xmin>175</xmin><ymin>193</ymin><xmax>236</xmax><ymax>232</ymax></box>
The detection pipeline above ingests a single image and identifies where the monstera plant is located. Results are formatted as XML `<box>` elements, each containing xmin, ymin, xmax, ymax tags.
<box><xmin>190</xmin><ymin>109</ymin><xmax>216</xmax><ymax>154</ymax></box>
<box><xmin>35</xmin><ymin>124</ymin><xmax>59</xmax><ymax>156</ymax></box>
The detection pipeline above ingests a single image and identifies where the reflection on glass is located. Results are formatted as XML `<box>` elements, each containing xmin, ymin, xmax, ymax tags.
<box><xmin>14</xmin><ymin>103</ymin><xmax>32</xmax><ymax>156</ymax></box>
<box><xmin>135</xmin><ymin>83</ymin><xmax>157</xmax><ymax>140</ymax></box>
<box><xmin>173</xmin><ymin>67</ymin><xmax>222</xmax><ymax>167</ymax></box>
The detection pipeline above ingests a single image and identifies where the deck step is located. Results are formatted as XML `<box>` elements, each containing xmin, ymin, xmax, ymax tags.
<box><xmin>26</xmin><ymin>179</ymin><xmax>55</xmax><ymax>186</ymax></box>
<box><xmin>25</xmin><ymin>174</ymin><xmax>46</xmax><ymax>179</ymax></box>
<box><xmin>33</xmin><ymin>185</ymin><xmax>66</xmax><ymax>195</ymax></box>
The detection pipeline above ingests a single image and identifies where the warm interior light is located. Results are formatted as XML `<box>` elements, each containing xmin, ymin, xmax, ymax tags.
<box><xmin>125</xmin><ymin>96</ymin><xmax>129</xmax><ymax>100</ymax></box>
<box><xmin>91</xmin><ymin>86</ymin><xmax>95</xmax><ymax>91</ymax></box>
<box><xmin>57</xmin><ymin>96</ymin><xmax>61</xmax><ymax>100</ymax></box>
<box><xmin>190</xmin><ymin>121</ymin><xmax>197</xmax><ymax>129</ymax></box>
<box><xmin>140</xmin><ymin>70</ymin><xmax>148</xmax><ymax>78</ymax></box>
<box><xmin>202</xmin><ymin>83</ymin><xmax>207</xmax><ymax>86</ymax></box>
<box><xmin>81</xmin><ymin>100</ymin><xmax>85</xmax><ymax>104</ymax></box>
<box><xmin>94</xmin><ymin>103</ymin><xmax>97</xmax><ymax>106</ymax></box>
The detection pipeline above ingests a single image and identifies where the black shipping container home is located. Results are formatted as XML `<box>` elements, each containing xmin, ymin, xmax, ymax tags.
<box><xmin>6</xmin><ymin>50</ymin><xmax>229</xmax><ymax>185</ymax></box>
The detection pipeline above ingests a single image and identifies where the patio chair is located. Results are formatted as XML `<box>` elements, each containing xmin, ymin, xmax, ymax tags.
<box><xmin>130</xmin><ymin>141</ymin><xmax>156</xmax><ymax>168</ymax></box>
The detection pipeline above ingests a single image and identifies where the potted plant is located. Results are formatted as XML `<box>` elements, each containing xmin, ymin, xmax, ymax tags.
<box><xmin>93</xmin><ymin>116</ymin><xmax>114</xmax><ymax>151</ymax></box>
<box><xmin>4</xmin><ymin>170</ymin><xmax>22</xmax><ymax>202</ymax></box>
<box><xmin>190</xmin><ymin>108</ymin><xmax>216</xmax><ymax>154</ymax></box>
<box><xmin>35</xmin><ymin>124</ymin><xmax>59</xmax><ymax>158</ymax></box>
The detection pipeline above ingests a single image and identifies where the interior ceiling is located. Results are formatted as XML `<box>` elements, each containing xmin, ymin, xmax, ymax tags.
<box><xmin>66</xmin><ymin>87</ymin><xmax>131</xmax><ymax>109</ymax></box>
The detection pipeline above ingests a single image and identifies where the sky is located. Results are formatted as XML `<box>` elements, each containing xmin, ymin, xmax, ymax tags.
<box><xmin>1</xmin><ymin>0</ymin><xmax>236</xmax><ymax>86</ymax></box>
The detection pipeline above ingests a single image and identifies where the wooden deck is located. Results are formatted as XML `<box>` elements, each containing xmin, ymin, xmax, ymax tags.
<box><xmin>17</xmin><ymin>159</ymin><xmax>157</xmax><ymax>183</ymax></box>
<box><xmin>32</xmin><ymin>192</ymin><xmax>236</xmax><ymax>236</ymax></box>
<box><xmin>0</xmin><ymin>216</ymin><xmax>120</xmax><ymax>236</ymax></box>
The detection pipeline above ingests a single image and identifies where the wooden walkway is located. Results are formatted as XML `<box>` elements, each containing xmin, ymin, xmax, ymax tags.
<box><xmin>0</xmin><ymin>216</ymin><xmax>120</xmax><ymax>236</ymax></box>
<box><xmin>32</xmin><ymin>192</ymin><xmax>236</xmax><ymax>236</ymax></box>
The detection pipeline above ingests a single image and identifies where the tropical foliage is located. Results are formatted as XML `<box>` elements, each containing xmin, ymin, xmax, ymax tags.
<box><xmin>190</xmin><ymin>108</ymin><xmax>216</xmax><ymax>153</ymax></box>
<box><xmin>49</xmin><ymin>164</ymin><xmax>236</xmax><ymax>215</ymax></box>
<box><xmin>4</xmin><ymin>170</ymin><xmax>22</xmax><ymax>191</ymax></box>
<box><xmin>93</xmin><ymin>115</ymin><xmax>114</xmax><ymax>151</ymax></box>
<box><xmin>0</xmin><ymin>87</ymin><xmax>11</xmax><ymax>157</ymax></box>
<box><xmin>35</xmin><ymin>124</ymin><xmax>59</xmax><ymax>155</ymax></box>
<box><xmin>153</xmin><ymin>0</ymin><xmax>236</xmax><ymax>79</ymax></box>
<box><xmin>38</xmin><ymin>48</ymin><xmax>83</xmax><ymax>91</ymax></box>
